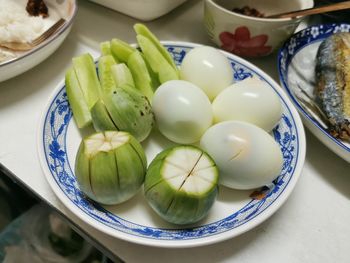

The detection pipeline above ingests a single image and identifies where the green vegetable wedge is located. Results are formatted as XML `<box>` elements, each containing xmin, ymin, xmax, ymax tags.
<box><xmin>134</xmin><ymin>23</ymin><xmax>178</xmax><ymax>72</ymax></box>
<box><xmin>110</xmin><ymin>39</ymin><xmax>137</xmax><ymax>63</ymax></box>
<box><xmin>65</xmin><ymin>68</ymin><xmax>92</xmax><ymax>128</ymax></box>
<box><xmin>127</xmin><ymin>51</ymin><xmax>154</xmax><ymax>101</ymax></box>
<box><xmin>136</xmin><ymin>35</ymin><xmax>178</xmax><ymax>84</ymax></box>
<box><xmin>111</xmin><ymin>63</ymin><xmax>135</xmax><ymax>88</ymax></box>
<box><xmin>102</xmin><ymin>85</ymin><xmax>154</xmax><ymax>141</ymax></box>
<box><xmin>90</xmin><ymin>99</ymin><xmax>118</xmax><ymax>131</ymax></box>
<box><xmin>98</xmin><ymin>55</ymin><xmax>117</xmax><ymax>94</ymax></box>
<box><xmin>100</xmin><ymin>41</ymin><xmax>112</xmax><ymax>56</ymax></box>
<box><xmin>72</xmin><ymin>53</ymin><xmax>101</xmax><ymax>110</ymax></box>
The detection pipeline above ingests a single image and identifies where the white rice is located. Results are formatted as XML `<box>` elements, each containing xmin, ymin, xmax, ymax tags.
<box><xmin>0</xmin><ymin>0</ymin><xmax>45</xmax><ymax>43</ymax></box>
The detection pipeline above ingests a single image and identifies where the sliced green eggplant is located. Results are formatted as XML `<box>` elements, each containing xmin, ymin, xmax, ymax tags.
<box><xmin>65</xmin><ymin>68</ymin><xmax>92</xmax><ymax>128</ymax></box>
<box><xmin>102</xmin><ymin>85</ymin><xmax>154</xmax><ymax>141</ymax></box>
<box><xmin>110</xmin><ymin>39</ymin><xmax>137</xmax><ymax>63</ymax></box>
<box><xmin>72</xmin><ymin>53</ymin><xmax>101</xmax><ymax>109</ymax></box>
<box><xmin>98</xmin><ymin>55</ymin><xmax>117</xmax><ymax>94</ymax></box>
<box><xmin>100</xmin><ymin>41</ymin><xmax>112</xmax><ymax>56</ymax></box>
<box><xmin>144</xmin><ymin>145</ymin><xmax>219</xmax><ymax>225</ymax></box>
<box><xmin>134</xmin><ymin>23</ymin><xmax>178</xmax><ymax>72</ymax></box>
<box><xmin>127</xmin><ymin>51</ymin><xmax>154</xmax><ymax>101</ymax></box>
<box><xmin>90</xmin><ymin>99</ymin><xmax>118</xmax><ymax>131</ymax></box>
<box><xmin>136</xmin><ymin>35</ymin><xmax>178</xmax><ymax>84</ymax></box>
<box><xmin>111</xmin><ymin>63</ymin><xmax>135</xmax><ymax>88</ymax></box>
<box><xmin>75</xmin><ymin>131</ymin><xmax>147</xmax><ymax>205</ymax></box>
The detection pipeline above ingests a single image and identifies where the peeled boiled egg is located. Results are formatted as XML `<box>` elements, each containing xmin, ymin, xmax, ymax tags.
<box><xmin>212</xmin><ymin>77</ymin><xmax>283</xmax><ymax>131</ymax></box>
<box><xmin>180</xmin><ymin>46</ymin><xmax>233</xmax><ymax>100</ymax></box>
<box><xmin>200</xmin><ymin>121</ymin><xmax>283</xmax><ymax>190</ymax></box>
<box><xmin>152</xmin><ymin>80</ymin><xmax>213</xmax><ymax>144</ymax></box>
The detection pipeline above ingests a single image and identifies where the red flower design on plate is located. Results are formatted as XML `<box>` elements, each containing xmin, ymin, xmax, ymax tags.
<box><xmin>219</xmin><ymin>26</ymin><xmax>272</xmax><ymax>57</ymax></box>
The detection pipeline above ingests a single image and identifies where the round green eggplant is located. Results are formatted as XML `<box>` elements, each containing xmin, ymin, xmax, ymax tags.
<box><xmin>144</xmin><ymin>145</ymin><xmax>219</xmax><ymax>225</ymax></box>
<box><xmin>75</xmin><ymin>131</ymin><xmax>147</xmax><ymax>205</ymax></box>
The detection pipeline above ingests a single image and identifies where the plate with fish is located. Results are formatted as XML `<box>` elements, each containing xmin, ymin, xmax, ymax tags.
<box><xmin>278</xmin><ymin>23</ymin><xmax>350</xmax><ymax>163</ymax></box>
<box><xmin>0</xmin><ymin>0</ymin><xmax>77</xmax><ymax>82</ymax></box>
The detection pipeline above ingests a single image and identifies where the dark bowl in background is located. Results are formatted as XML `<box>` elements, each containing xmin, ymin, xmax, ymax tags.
<box><xmin>315</xmin><ymin>0</ymin><xmax>350</xmax><ymax>22</ymax></box>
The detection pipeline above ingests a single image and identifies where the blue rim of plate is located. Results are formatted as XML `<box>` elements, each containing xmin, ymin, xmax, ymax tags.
<box><xmin>41</xmin><ymin>43</ymin><xmax>300</xmax><ymax>243</ymax></box>
<box><xmin>278</xmin><ymin>23</ymin><xmax>350</xmax><ymax>153</ymax></box>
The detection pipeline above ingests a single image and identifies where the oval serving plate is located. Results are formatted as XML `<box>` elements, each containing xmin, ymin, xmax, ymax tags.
<box><xmin>278</xmin><ymin>24</ymin><xmax>350</xmax><ymax>163</ymax></box>
<box><xmin>38</xmin><ymin>41</ymin><xmax>305</xmax><ymax>248</ymax></box>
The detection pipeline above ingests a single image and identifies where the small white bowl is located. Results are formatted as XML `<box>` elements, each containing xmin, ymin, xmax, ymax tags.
<box><xmin>0</xmin><ymin>0</ymin><xmax>77</xmax><ymax>83</ymax></box>
<box><xmin>88</xmin><ymin>0</ymin><xmax>188</xmax><ymax>21</ymax></box>
<box><xmin>204</xmin><ymin>0</ymin><xmax>313</xmax><ymax>57</ymax></box>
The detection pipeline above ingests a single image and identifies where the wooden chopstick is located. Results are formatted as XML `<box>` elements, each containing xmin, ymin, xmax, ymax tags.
<box><xmin>266</xmin><ymin>0</ymin><xmax>350</xmax><ymax>19</ymax></box>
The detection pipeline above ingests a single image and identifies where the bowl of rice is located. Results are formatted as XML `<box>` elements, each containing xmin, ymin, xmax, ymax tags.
<box><xmin>0</xmin><ymin>0</ymin><xmax>77</xmax><ymax>82</ymax></box>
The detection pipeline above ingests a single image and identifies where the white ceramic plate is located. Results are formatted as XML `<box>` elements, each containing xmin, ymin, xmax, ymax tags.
<box><xmin>38</xmin><ymin>41</ymin><xmax>305</xmax><ymax>248</ymax></box>
<box><xmin>278</xmin><ymin>24</ymin><xmax>350</xmax><ymax>163</ymax></box>
<box><xmin>0</xmin><ymin>0</ymin><xmax>77</xmax><ymax>82</ymax></box>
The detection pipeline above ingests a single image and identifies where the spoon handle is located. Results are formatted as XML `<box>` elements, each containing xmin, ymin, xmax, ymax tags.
<box><xmin>267</xmin><ymin>1</ymin><xmax>350</xmax><ymax>19</ymax></box>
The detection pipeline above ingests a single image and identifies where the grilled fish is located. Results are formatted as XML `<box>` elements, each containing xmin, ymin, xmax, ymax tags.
<box><xmin>315</xmin><ymin>32</ymin><xmax>350</xmax><ymax>141</ymax></box>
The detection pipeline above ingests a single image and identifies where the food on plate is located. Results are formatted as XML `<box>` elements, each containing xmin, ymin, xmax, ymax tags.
<box><xmin>232</xmin><ymin>6</ymin><xmax>265</xmax><ymax>18</ymax></box>
<box><xmin>107</xmin><ymin>24</ymin><xmax>182</xmax><ymax>101</ymax></box>
<box><xmin>152</xmin><ymin>80</ymin><xmax>213</xmax><ymax>144</ymax></box>
<box><xmin>200</xmin><ymin>121</ymin><xmax>283</xmax><ymax>190</ymax></box>
<box><xmin>65</xmin><ymin>54</ymin><xmax>99</xmax><ymax>128</ymax></box>
<box><xmin>72</xmin><ymin>53</ymin><xmax>101</xmax><ymax>109</ymax></box>
<box><xmin>98</xmin><ymin>55</ymin><xmax>118</xmax><ymax>94</ymax></box>
<box><xmin>0</xmin><ymin>0</ymin><xmax>45</xmax><ymax>45</ymax></box>
<box><xmin>135</xmin><ymin>23</ymin><xmax>179</xmax><ymax>84</ymax></box>
<box><xmin>127</xmin><ymin>50</ymin><xmax>157</xmax><ymax>100</ymax></box>
<box><xmin>66</xmin><ymin>52</ymin><xmax>154</xmax><ymax>141</ymax></box>
<box><xmin>316</xmin><ymin>32</ymin><xmax>350</xmax><ymax>141</ymax></box>
<box><xmin>65</xmin><ymin>23</ymin><xmax>286</xmax><ymax>225</ymax></box>
<box><xmin>144</xmin><ymin>145</ymin><xmax>218</xmax><ymax>225</ymax></box>
<box><xmin>75</xmin><ymin>131</ymin><xmax>147</xmax><ymax>205</ymax></box>
<box><xmin>134</xmin><ymin>23</ymin><xmax>178</xmax><ymax>72</ymax></box>
<box><xmin>26</xmin><ymin>0</ymin><xmax>49</xmax><ymax>17</ymax></box>
<box><xmin>109</xmin><ymin>38</ymin><xmax>158</xmax><ymax>100</ymax></box>
<box><xmin>179</xmin><ymin>46</ymin><xmax>234</xmax><ymax>100</ymax></box>
<box><xmin>111</xmin><ymin>63</ymin><xmax>135</xmax><ymax>88</ymax></box>
<box><xmin>100</xmin><ymin>41</ymin><xmax>112</xmax><ymax>56</ymax></box>
<box><xmin>65</xmin><ymin>68</ymin><xmax>92</xmax><ymax>128</ymax></box>
<box><xmin>212</xmin><ymin>77</ymin><xmax>282</xmax><ymax>131</ymax></box>
<box><xmin>92</xmin><ymin>85</ymin><xmax>154</xmax><ymax>142</ymax></box>
<box><xmin>110</xmin><ymin>38</ymin><xmax>136</xmax><ymax>63</ymax></box>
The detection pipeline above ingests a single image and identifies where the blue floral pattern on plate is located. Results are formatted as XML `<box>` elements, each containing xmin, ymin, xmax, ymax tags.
<box><xmin>278</xmin><ymin>23</ymin><xmax>350</xmax><ymax>154</ymax></box>
<box><xmin>42</xmin><ymin>44</ymin><xmax>299</xmax><ymax>241</ymax></box>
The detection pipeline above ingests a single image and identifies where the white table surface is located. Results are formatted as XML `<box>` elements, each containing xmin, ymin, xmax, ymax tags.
<box><xmin>1</xmin><ymin>1</ymin><xmax>350</xmax><ymax>262</ymax></box>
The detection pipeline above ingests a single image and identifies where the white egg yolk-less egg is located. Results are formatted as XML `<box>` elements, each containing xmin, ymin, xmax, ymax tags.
<box><xmin>200</xmin><ymin>121</ymin><xmax>283</xmax><ymax>190</ymax></box>
<box><xmin>180</xmin><ymin>46</ymin><xmax>233</xmax><ymax>101</ymax></box>
<box><xmin>152</xmin><ymin>80</ymin><xmax>213</xmax><ymax>144</ymax></box>
<box><xmin>212</xmin><ymin>77</ymin><xmax>283</xmax><ymax>131</ymax></box>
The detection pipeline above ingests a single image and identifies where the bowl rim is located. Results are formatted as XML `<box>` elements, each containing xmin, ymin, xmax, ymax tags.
<box><xmin>0</xmin><ymin>0</ymin><xmax>78</xmax><ymax>68</ymax></box>
<box><xmin>205</xmin><ymin>0</ymin><xmax>314</xmax><ymax>23</ymax></box>
<box><xmin>277</xmin><ymin>23</ymin><xmax>350</xmax><ymax>156</ymax></box>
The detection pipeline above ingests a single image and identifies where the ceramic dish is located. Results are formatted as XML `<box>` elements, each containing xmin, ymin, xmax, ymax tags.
<box><xmin>0</xmin><ymin>0</ymin><xmax>77</xmax><ymax>82</ymax></box>
<box><xmin>278</xmin><ymin>23</ymin><xmax>350</xmax><ymax>163</ymax></box>
<box><xmin>204</xmin><ymin>0</ymin><xmax>313</xmax><ymax>57</ymax></box>
<box><xmin>88</xmin><ymin>0</ymin><xmax>187</xmax><ymax>21</ymax></box>
<box><xmin>38</xmin><ymin>41</ymin><xmax>306</xmax><ymax>248</ymax></box>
